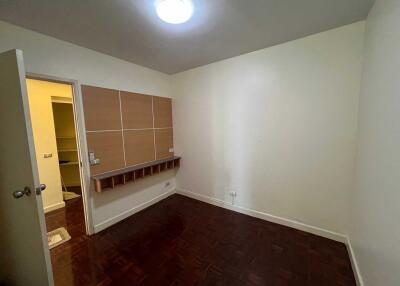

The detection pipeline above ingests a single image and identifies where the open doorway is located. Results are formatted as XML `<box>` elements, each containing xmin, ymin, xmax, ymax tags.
<box><xmin>26</xmin><ymin>78</ymin><xmax>88</xmax><ymax>251</ymax></box>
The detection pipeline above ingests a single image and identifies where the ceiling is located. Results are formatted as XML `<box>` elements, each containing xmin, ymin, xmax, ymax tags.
<box><xmin>0</xmin><ymin>0</ymin><xmax>374</xmax><ymax>74</ymax></box>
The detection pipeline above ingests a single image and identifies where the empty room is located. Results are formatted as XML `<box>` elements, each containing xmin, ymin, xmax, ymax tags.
<box><xmin>0</xmin><ymin>0</ymin><xmax>398</xmax><ymax>285</ymax></box>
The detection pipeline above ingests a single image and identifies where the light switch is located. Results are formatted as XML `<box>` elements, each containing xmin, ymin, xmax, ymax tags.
<box><xmin>89</xmin><ymin>151</ymin><xmax>100</xmax><ymax>166</ymax></box>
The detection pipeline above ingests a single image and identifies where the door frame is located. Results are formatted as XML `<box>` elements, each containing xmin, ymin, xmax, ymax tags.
<box><xmin>26</xmin><ymin>72</ymin><xmax>94</xmax><ymax>235</ymax></box>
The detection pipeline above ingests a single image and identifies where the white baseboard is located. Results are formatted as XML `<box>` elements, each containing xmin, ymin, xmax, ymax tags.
<box><xmin>346</xmin><ymin>236</ymin><xmax>364</xmax><ymax>286</ymax></box>
<box><xmin>44</xmin><ymin>201</ymin><xmax>66</xmax><ymax>213</ymax></box>
<box><xmin>94</xmin><ymin>189</ymin><xmax>175</xmax><ymax>233</ymax></box>
<box><xmin>176</xmin><ymin>188</ymin><xmax>347</xmax><ymax>243</ymax></box>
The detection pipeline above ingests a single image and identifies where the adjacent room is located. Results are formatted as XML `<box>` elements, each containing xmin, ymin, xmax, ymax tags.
<box><xmin>0</xmin><ymin>0</ymin><xmax>399</xmax><ymax>286</ymax></box>
<box><xmin>26</xmin><ymin>78</ymin><xmax>87</xmax><ymax>249</ymax></box>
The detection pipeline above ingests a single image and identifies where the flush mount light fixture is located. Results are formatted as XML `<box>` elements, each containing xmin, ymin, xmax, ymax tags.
<box><xmin>155</xmin><ymin>0</ymin><xmax>194</xmax><ymax>24</ymax></box>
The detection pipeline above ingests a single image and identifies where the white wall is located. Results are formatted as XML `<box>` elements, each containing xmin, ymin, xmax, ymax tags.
<box><xmin>172</xmin><ymin>22</ymin><xmax>365</xmax><ymax>235</ymax></box>
<box><xmin>350</xmin><ymin>1</ymin><xmax>400</xmax><ymax>285</ymax></box>
<box><xmin>0</xmin><ymin>20</ymin><xmax>175</xmax><ymax>231</ymax></box>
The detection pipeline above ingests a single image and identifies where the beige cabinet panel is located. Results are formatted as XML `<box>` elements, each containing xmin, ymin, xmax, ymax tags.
<box><xmin>82</xmin><ymin>85</ymin><xmax>121</xmax><ymax>131</ymax></box>
<box><xmin>155</xmin><ymin>128</ymin><xmax>174</xmax><ymax>159</ymax></box>
<box><xmin>86</xmin><ymin>131</ymin><xmax>125</xmax><ymax>175</ymax></box>
<box><xmin>81</xmin><ymin>84</ymin><xmax>175</xmax><ymax>176</ymax></box>
<box><xmin>153</xmin><ymin>96</ymin><xmax>172</xmax><ymax>128</ymax></box>
<box><xmin>124</xmin><ymin>130</ymin><xmax>155</xmax><ymax>166</ymax></box>
<box><xmin>120</xmin><ymin>91</ymin><xmax>153</xmax><ymax>129</ymax></box>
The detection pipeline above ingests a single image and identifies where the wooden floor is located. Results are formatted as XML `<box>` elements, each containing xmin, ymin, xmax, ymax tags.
<box><xmin>45</xmin><ymin>194</ymin><xmax>356</xmax><ymax>286</ymax></box>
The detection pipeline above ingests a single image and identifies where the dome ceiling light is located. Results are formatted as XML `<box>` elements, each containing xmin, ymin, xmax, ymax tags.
<box><xmin>155</xmin><ymin>0</ymin><xmax>194</xmax><ymax>24</ymax></box>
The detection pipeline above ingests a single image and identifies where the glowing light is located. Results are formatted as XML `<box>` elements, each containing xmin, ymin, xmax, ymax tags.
<box><xmin>156</xmin><ymin>0</ymin><xmax>194</xmax><ymax>24</ymax></box>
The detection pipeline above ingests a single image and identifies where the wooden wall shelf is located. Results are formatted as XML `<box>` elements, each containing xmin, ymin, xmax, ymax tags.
<box><xmin>92</xmin><ymin>156</ymin><xmax>181</xmax><ymax>193</ymax></box>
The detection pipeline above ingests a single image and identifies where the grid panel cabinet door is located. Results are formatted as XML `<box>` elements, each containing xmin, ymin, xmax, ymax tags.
<box><xmin>124</xmin><ymin>129</ymin><xmax>155</xmax><ymax>166</ymax></box>
<box><xmin>86</xmin><ymin>131</ymin><xmax>125</xmax><ymax>175</ymax></box>
<box><xmin>153</xmin><ymin>96</ymin><xmax>173</xmax><ymax>128</ymax></box>
<box><xmin>81</xmin><ymin>84</ymin><xmax>176</xmax><ymax>180</ymax></box>
<box><xmin>81</xmin><ymin>85</ymin><xmax>121</xmax><ymax>131</ymax></box>
<box><xmin>120</xmin><ymin>91</ymin><xmax>153</xmax><ymax>129</ymax></box>
<box><xmin>155</xmin><ymin>128</ymin><xmax>174</xmax><ymax>159</ymax></box>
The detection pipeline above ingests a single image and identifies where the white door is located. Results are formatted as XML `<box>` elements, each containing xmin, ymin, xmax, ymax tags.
<box><xmin>0</xmin><ymin>50</ymin><xmax>53</xmax><ymax>285</ymax></box>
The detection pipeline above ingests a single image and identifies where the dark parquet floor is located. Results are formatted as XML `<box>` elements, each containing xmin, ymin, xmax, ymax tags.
<box><xmin>45</xmin><ymin>194</ymin><xmax>356</xmax><ymax>286</ymax></box>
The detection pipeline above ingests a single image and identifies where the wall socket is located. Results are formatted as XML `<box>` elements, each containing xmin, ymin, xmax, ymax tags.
<box><xmin>229</xmin><ymin>190</ymin><xmax>238</xmax><ymax>205</ymax></box>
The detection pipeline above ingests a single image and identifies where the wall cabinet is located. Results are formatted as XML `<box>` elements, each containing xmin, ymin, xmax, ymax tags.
<box><xmin>81</xmin><ymin>85</ymin><xmax>177</xmax><ymax>192</ymax></box>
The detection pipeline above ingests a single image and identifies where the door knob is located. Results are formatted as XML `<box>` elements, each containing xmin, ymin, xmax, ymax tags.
<box><xmin>36</xmin><ymin>184</ymin><xmax>46</xmax><ymax>195</ymax></box>
<box><xmin>13</xmin><ymin>187</ymin><xmax>31</xmax><ymax>199</ymax></box>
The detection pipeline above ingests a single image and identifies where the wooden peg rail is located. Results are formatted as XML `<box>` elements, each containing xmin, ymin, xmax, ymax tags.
<box><xmin>93</xmin><ymin>156</ymin><xmax>181</xmax><ymax>193</ymax></box>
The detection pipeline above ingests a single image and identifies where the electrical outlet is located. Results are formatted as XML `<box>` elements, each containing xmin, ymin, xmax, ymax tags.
<box><xmin>228</xmin><ymin>190</ymin><xmax>238</xmax><ymax>205</ymax></box>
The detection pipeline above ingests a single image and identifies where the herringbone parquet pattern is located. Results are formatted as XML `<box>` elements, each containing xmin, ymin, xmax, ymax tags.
<box><xmin>46</xmin><ymin>194</ymin><xmax>356</xmax><ymax>286</ymax></box>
